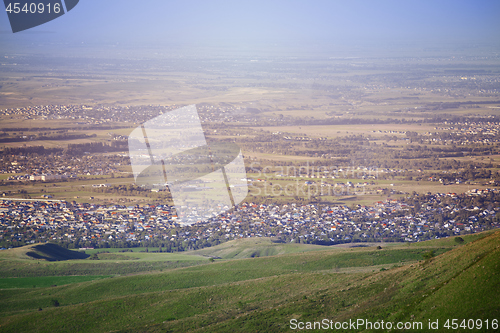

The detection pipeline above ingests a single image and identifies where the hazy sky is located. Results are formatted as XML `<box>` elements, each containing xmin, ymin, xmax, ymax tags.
<box><xmin>1</xmin><ymin>0</ymin><xmax>500</xmax><ymax>54</ymax></box>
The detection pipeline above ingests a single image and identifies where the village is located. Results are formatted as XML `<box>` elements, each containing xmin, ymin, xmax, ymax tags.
<box><xmin>1</xmin><ymin>188</ymin><xmax>498</xmax><ymax>251</ymax></box>
<box><xmin>1</xmin><ymin>103</ymin><xmax>499</xmax><ymax>252</ymax></box>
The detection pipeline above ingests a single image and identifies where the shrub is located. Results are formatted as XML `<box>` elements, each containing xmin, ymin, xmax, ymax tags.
<box><xmin>422</xmin><ymin>250</ymin><xmax>435</xmax><ymax>260</ymax></box>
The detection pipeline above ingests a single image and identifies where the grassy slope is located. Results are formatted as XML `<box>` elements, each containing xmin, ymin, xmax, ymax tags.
<box><xmin>0</xmin><ymin>244</ymin><xmax>209</xmax><ymax>278</ymax></box>
<box><xmin>189</xmin><ymin>237</ymin><xmax>332</xmax><ymax>259</ymax></box>
<box><xmin>0</xmin><ymin>275</ymin><xmax>111</xmax><ymax>289</ymax></box>
<box><xmin>0</xmin><ymin>231</ymin><xmax>498</xmax><ymax>332</ymax></box>
<box><xmin>26</xmin><ymin>243</ymin><xmax>90</xmax><ymax>261</ymax></box>
<box><xmin>0</xmin><ymin>243</ymin><xmax>89</xmax><ymax>261</ymax></box>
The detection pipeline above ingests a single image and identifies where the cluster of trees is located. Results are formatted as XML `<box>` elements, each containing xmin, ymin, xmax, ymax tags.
<box><xmin>0</xmin><ymin>133</ymin><xmax>96</xmax><ymax>143</ymax></box>
<box><xmin>1</xmin><ymin>146</ymin><xmax>63</xmax><ymax>156</ymax></box>
<box><xmin>1</xmin><ymin>141</ymin><xmax>128</xmax><ymax>157</ymax></box>
<box><xmin>90</xmin><ymin>184</ymin><xmax>172</xmax><ymax>200</ymax></box>
<box><xmin>52</xmin><ymin>235</ymin><xmax>220</xmax><ymax>253</ymax></box>
<box><xmin>242</xmin><ymin>112</ymin><xmax>499</xmax><ymax>128</ymax></box>
<box><xmin>65</xmin><ymin>141</ymin><xmax>128</xmax><ymax>155</ymax></box>
<box><xmin>431</xmin><ymin>167</ymin><xmax>500</xmax><ymax>183</ymax></box>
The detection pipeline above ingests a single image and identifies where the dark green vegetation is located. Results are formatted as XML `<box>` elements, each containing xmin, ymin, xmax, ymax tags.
<box><xmin>0</xmin><ymin>230</ymin><xmax>498</xmax><ymax>332</ymax></box>
<box><xmin>92</xmin><ymin>253</ymin><xmax>138</xmax><ymax>260</ymax></box>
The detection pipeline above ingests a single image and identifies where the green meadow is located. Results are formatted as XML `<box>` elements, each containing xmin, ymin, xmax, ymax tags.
<box><xmin>0</xmin><ymin>231</ymin><xmax>498</xmax><ymax>332</ymax></box>
<box><xmin>0</xmin><ymin>275</ymin><xmax>110</xmax><ymax>289</ymax></box>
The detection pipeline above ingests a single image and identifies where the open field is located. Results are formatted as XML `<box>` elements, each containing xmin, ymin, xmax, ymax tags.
<box><xmin>0</xmin><ymin>72</ymin><xmax>303</xmax><ymax>109</ymax></box>
<box><xmin>0</xmin><ymin>117</ymin><xmax>135</xmax><ymax>149</ymax></box>
<box><xmin>440</xmin><ymin>154</ymin><xmax>500</xmax><ymax>164</ymax></box>
<box><xmin>250</xmin><ymin>124</ymin><xmax>440</xmax><ymax>138</ymax></box>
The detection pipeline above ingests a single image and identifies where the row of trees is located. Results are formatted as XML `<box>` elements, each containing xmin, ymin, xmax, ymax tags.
<box><xmin>1</xmin><ymin>141</ymin><xmax>129</xmax><ymax>156</ymax></box>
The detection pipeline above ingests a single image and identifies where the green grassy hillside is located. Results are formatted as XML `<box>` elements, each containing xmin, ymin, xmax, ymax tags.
<box><xmin>190</xmin><ymin>237</ymin><xmax>334</xmax><ymax>259</ymax></box>
<box><xmin>26</xmin><ymin>243</ymin><xmax>90</xmax><ymax>261</ymax></box>
<box><xmin>0</xmin><ymin>243</ymin><xmax>89</xmax><ymax>261</ymax></box>
<box><xmin>0</xmin><ymin>231</ymin><xmax>498</xmax><ymax>332</ymax></box>
<box><xmin>0</xmin><ymin>245</ymin><xmax>209</xmax><ymax>278</ymax></box>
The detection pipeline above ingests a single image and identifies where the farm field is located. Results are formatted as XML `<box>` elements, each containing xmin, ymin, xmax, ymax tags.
<box><xmin>1</xmin><ymin>63</ymin><xmax>499</xmax><ymax>207</ymax></box>
<box><xmin>250</xmin><ymin>124</ymin><xmax>440</xmax><ymax>138</ymax></box>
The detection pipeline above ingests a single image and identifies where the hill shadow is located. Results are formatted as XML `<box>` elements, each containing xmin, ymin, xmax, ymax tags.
<box><xmin>26</xmin><ymin>243</ymin><xmax>90</xmax><ymax>261</ymax></box>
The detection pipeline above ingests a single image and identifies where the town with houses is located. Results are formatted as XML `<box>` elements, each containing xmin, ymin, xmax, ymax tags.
<box><xmin>1</xmin><ymin>188</ymin><xmax>498</xmax><ymax>251</ymax></box>
<box><xmin>1</xmin><ymin>103</ymin><xmax>499</xmax><ymax>251</ymax></box>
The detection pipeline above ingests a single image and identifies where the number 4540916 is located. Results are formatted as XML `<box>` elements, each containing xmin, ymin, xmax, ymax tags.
<box><xmin>444</xmin><ymin>319</ymin><xmax>498</xmax><ymax>330</ymax></box>
<box><xmin>5</xmin><ymin>2</ymin><xmax>61</xmax><ymax>14</ymax></box>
